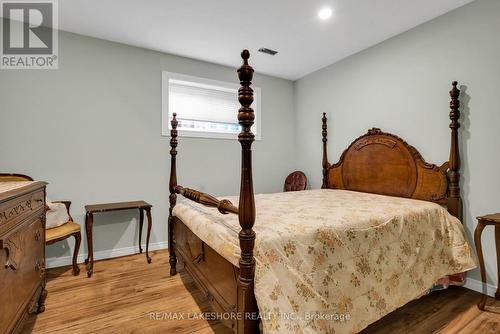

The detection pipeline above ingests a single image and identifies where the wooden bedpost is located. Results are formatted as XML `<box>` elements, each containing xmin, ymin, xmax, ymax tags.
<box><xmin>322</xmin><ymin>113</ymin><xmax>329</xmax><ymax>189</ymax></box>
<box><xmin>168</xmin><ymin>113</ymin><xmax>178</xmax><ymax>276</ymax></box>
<box><xmin>448</xmin><ymin>81</ymin><xmax>462</xmax><ymax>220</ymax></box>
<box><xmin>236</xmin><ymin>50</ymin><xmax>259</xmax><ymax>334</ymax></box>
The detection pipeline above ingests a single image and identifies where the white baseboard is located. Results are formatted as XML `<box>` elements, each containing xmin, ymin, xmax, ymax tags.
<box><xmin>464</xmin><ymin>277</ymin><xmax>497</xmax><ymax>297</ymax></box>
<box><xmin>46</xmin><ymin>241</ymin><xmax>169</xmax><ymax>269</ymax></box>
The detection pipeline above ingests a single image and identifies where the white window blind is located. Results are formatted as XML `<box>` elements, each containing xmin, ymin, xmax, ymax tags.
<box><xmin>162</xmin><ymin>72</ymin><xmax>261</xmax><ymax>140</ymax></box>
<box><xmin>169</xmin><ymin>79</ymin><xmax>239</xmax><ymax>124</ymax></box>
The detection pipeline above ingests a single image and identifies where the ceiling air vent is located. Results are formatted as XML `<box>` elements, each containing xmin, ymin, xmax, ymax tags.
<box><xmin>258</xmin><ymin>48</ymin><xmax>278</xmax><ymax>56</ymax></box>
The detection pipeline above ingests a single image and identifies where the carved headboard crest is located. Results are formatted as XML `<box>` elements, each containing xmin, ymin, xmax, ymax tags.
<box><xmin>367</xmin><ymin>127</ymin><xmax>382</xmax><ymax>135</ymax></box>
<box><xmin>321</xmin><ymin>82</ymin><xmax>462</xmax><ymax>219</ymax></box>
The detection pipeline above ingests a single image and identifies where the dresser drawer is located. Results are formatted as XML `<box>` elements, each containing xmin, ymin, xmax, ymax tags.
<box><xmin>0</xmin><ymin>215</ymin><xmax>45</xmax><ymax>334</ymax></box>
<box><xmin>0</xmin><ymin>188</ymin><xmax>45</xmax><ymax>236</ymax></box>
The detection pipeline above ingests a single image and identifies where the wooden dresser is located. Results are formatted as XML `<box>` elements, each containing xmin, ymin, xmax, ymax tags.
<box><xmin>0</xmin><ymin>181</ymin><xmax>47</xmax><ymax>334</ymax></box>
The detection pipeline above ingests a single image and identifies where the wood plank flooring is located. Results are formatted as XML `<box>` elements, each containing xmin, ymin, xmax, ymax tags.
<box><xmin>21</xmin><ymin>250</ymin><xmax>232</xmax><ymax>334</ymax></box>
<box><xmin>362</xmin><ymin>284</ymin><xmax>500</xmax><ymax>334</ymax></box>
<box><xmin>21</xmin><ymin>250</ymin><xmax>500</xmax><ymax>334</ymax></box>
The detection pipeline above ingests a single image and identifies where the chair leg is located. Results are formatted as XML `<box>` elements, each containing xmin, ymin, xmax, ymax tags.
<box><xmin>72</xmin><ymin>231</ymin><xmax>81</xmax><ymax>276</ymax></box>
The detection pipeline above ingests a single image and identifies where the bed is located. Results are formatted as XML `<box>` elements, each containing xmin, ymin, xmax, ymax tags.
<box><xmin>167</xmin><ymin>50</ymin><xmax>476</xmax><ymax>334</ymax></box>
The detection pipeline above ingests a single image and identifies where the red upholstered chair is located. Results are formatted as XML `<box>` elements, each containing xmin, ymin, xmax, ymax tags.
<box><xmin>283</xmin><ymin>171</ymin><xmax>307</xmax><ymax>192</ymax></box>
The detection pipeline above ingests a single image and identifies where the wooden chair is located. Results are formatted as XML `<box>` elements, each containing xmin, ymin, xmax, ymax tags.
<box><xmin>46</xmin><ymin>201</ymin><xmax>81</xmax><ymax>275</ymax></box>
<box><xmin>283</xmin><ymin>171</ymin><xmax>307</xmax><ymax>192</ymax></box>
<box><xmin>0</xmin><ymin>173</ymin><xmax>81</xmax><ymax>275</ymax></box>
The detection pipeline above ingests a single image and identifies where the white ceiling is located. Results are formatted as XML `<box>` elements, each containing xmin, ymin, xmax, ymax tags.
<box><xmin>58</xmin><ymin>0</ymin><xmax>474</xmax><ymax>80</ymax></box>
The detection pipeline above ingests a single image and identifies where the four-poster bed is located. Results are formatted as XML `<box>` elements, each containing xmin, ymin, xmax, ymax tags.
<box><xmin>167</xmin><ymin>50</ymin><xmax>475</xmax><ymax>334</ymax></box>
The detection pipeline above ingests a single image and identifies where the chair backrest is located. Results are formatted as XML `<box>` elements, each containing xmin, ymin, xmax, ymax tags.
<box><xmin>0</xmin><ymin>173</ymin><xmax>34</xmax><ymax>182</ymax></box>
<box><xmin>283</xmin><ymin>171</ymin><xmax>307</xmax><ymax>192</ymax></box>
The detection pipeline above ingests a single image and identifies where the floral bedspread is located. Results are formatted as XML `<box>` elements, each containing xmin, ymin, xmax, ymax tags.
<box><xmin>173</xmin><ymin>189</ymin><xmax>476</xmax><ymax>334</ymax></box>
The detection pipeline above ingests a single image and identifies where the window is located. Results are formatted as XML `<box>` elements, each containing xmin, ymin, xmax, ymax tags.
<box><xmin>162</xmin><ymin>72</ymin><xmax>261</xmax><ymax>140</ymax></box>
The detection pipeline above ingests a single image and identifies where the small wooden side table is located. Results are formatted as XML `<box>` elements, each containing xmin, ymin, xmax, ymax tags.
<box><xmin>474</xmin><ymin>213</ymin><xmax>500</xmax><ymax>310</ymax></box>
<box><xmin>84</xmin><ymin>201</ymin><xmax>153</xmax><ymax>277</ymax></box>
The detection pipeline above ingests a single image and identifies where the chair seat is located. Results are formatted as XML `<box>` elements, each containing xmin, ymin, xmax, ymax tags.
<box><xmin>46</xmin><ymin>221</ymin><xmax>81</xmax><ymax>242</ymax></box>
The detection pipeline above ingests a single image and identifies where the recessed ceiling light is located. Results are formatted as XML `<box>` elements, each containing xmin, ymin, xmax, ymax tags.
<box><xmin>318</xmin><ymin>7</ymin><xmax>333</xmax><ymax>20</ymax></box>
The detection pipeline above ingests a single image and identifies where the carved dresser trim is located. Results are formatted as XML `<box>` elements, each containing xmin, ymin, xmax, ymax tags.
<box><xmin>0</xmin><ymin>181</ymin><xmax>47</xmax><ymax>334</ymax></box>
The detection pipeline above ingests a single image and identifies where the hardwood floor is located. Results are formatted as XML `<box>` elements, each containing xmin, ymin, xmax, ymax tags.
<box><xmin>362</xmin><ymin>285</ymin><xmax>500</xmax><ymax>334</ymax></box>
<box><xmin>22</xmin><ymin>250</ymin><xmax>500</xmax><ymax>334</ymax></box>
<box><xmin>22</xmin><ymin>250</ymin><xmax>232</xmax><ymax>334</ymax></box>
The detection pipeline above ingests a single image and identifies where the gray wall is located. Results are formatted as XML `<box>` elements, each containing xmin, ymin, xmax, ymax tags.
<box><xmin>294</xmin><ymin>0</ymin><xmax>500</xmax><ymax>283</ymax></box>
<box><xmin>0</xmin><ymin>30</ymin><xmax>295</xmax><ymax>259</ymax></box>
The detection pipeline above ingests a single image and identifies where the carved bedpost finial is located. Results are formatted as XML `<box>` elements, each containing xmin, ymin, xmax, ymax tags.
<box><xmin>168</xmin><ymin>112</ymin><xmax>178</xmax><ymax>276</ymax></box>
<box><xmin>449</xmin><ymin>82</ymin><xmax>460</xmax><ymax>120</ymax></box>
<box><xmin>241</xmin><ymin>49</ymin><xmax>250</xmax><ymax>65</ymax></box>
<box><xmin>170</xmin><ymin>113</ymin><xmax>178</xmax><ymax>153</ymax></box>
<box><xmin>321</xmin><ymin>113</ymin><xmax>329</xmax><ymax>189</ymax></box>
<box><xmin>170</xmin><ymin>113</ymin><xmax>178</xmax><ymax>184</ymax></box>
<box><xmin>236</xmin><ymin>49</ymin><xmax>258</xmax><ymax>333</ymax></box>
<box><xmin>448</xmin><ymin>81</ymin><xmax>461</xmax><ymax>220</ymax></box>
<box><xmin>238</xmin><ymin>49</ymin><xmax>255</xmax><ymax>133</ymax></box>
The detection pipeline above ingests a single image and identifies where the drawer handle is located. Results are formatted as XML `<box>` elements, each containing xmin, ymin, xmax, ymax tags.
<box><xmin>193</xmin><ymin>253</ymin><xmax>204</xmax><ymax>264</ymax></box>
<box><xmin>3</xmin><ymin>245</ymin><xmax>19</xmax><ymax>271</ymax></box>
<box><xmin>35</xmin><ymin>260</ymin><xmax>41</xmax><ymax>272</ymax></box>
<box><xmin>205</xmin><ymin>291</ymin><xmax>214</xmax><ymax>302</ymax></box>
<box><xmin>35</xmin><ymin>230</ymin><xmax>41</xmax><ymax>241</ymax></box>
<box><xmin>193</xmin><ymin>242</ymin><xmax>206</xmax><ymax>264</ymax></box>
<box><xmin>5</xmin><ymin>260</ymin><xmax>17</xmax><ymax>271</ymax></box>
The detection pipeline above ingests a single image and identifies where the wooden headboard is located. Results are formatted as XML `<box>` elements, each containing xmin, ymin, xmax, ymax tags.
<box><xmin>321</xmin><ymin>82</ymin><xmax>462</xmax><ymax>220</ymax></box>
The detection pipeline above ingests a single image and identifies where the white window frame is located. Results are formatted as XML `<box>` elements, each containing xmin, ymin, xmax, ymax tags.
<box><xmin>162</xmin><ymin>71</ymin><xmax>262</xmax><ymax>140</ymax></box>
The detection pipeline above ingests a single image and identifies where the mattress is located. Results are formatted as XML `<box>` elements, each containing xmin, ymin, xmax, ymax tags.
<box><xmin>173</xmin><ymin>189</ymin><xmax>476</xmax><ymax>334</ymax></box>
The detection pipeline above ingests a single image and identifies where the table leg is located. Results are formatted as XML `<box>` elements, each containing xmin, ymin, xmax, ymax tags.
<box><xmin>145</xmin><ymin>207</ymin><xmax>152</xmax><ymax>264</ymax></box>
<box><xmin>138</xmin><ymin>209</ymin><xmax>144</xmax><ymax>253</ymax></box>
<box><xmin>84</xmin><ymin>213</ymin><xmax>90</xmax><ymax>265</ymax></box>
<box><xmin>85</xmin><ymin>212</ymin><xmax>94</xmax><ymax>278</ymax></box>
<box><xmin>495</xmin><ymin>225</ymin><xmax>500</xmax><ymax>300</ymax></box>
<box><xmin>474</xmin><ymin>221</ymin><xmax>487</xmax><ymax>310</ymax></box>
